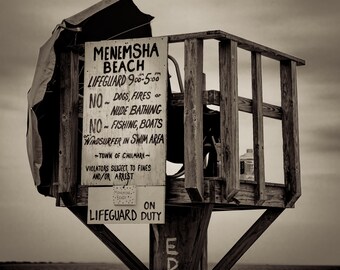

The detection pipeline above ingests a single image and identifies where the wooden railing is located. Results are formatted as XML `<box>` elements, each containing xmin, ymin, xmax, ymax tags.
<box><xmin>58</xmin><ymin>30</ymin><xmax>304</xmax><ymax>209</ymax></box>
<box><xmin>167</xmin><ymin>30</ymin><xmax>304</xmax><ymax>208</ymax></box>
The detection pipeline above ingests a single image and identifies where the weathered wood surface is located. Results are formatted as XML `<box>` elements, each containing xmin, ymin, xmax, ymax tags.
<box><xmin>150</xmin><ymin>205</ymin><xmax>213</xmax><ymax>270</ymax></box>
<box><xmin>58</xmin><ymin>50</ymin><xmax>79</xmax><ymax>201</ymax></box>
<box><xmin>171</xmin><ymin>91</ymin><xmax>283</xmax><ymax>120</ymax></box>
<box><xmin>168</xmin><ymin>30</ymin><xmax>305</xmax><ymax>66</ymax></box>
<box><xmin>219</xmin><ymin>40</ymin><xmax>239</xmax><ymax>201</ymax></box>
<box><xmin>76</xmin><ymin>179</ymin><xmax>286</xmax><ymax>208</ymax></box>
<box><xmin>251</xmin><ymin>52</ymin><xmax>266</xmax><ymax>205</ymax></box>
<box><xmin>280</xmin><ymin>60</ymin><xmax>301</xmax><ymax>207</ymax></box>
<box><xmin>184</xmin><ymin>38</ymin><xmax>204</xmax><ymax>201</ymax></box>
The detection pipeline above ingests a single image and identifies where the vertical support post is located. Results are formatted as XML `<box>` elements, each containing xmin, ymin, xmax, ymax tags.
<box><xmin>219</xmin><ymin>40</ymin><xmax>239</xmax><ymax>201</ymax></box>
<box><xmin>251</xmin><ymin>52</ymin><xmax>266</xmax><ymax>205</ymax></box>
<box><xmin>280</xmin><ymin>60</ymin><xmax>301</xmax><ymax>207</ymax></box>
<box><xmin>150</xmin><ymin>205</ymin><xmax>212</xmax><ymax>270</ymax></box>
<box><xmin>58</xmin><ymin>49</ymin><xmax>79</xmax><ymax>203</ymax></box>
<box><xmin>184</xmin><ymin>39</ymin><xmax>204</xmax><ymax>201</ymax></box>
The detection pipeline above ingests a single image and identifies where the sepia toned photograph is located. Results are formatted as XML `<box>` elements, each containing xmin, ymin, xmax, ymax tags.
<box><xmin>1</xmin><ymin>0</ymin><xmax>340</xmax><ymax>269</ymax></box>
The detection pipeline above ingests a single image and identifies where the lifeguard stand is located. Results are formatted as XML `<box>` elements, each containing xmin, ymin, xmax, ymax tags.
<box><xmin>27</xmin><ymin>3</ymin><xmax>305</xmax><ymax>268</ymax></box>
<box><xmin>48</xmin><ymin>30</ymin><xmax>304</xmax><ymax>270</ymax></box>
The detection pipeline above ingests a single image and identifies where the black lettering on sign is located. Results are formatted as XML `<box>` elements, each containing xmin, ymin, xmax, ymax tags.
<box><xmin>87</xmin><ymin>75</ymin><xmax>126</xmax><ymax>87</ymax></box>
<box><xmin>122</xmin><ymin>152</ymin><xmax>145</xmax><ymax>159</ymax></box>
<box><xmin>89</xmin><ymin>93</ymin><xmax>103</xmax><ymax>108</ymax></box>
<box><xmin>129</xmin><ymin>134</ymin><xmax>164</xmax><ymax>145</ymax></box>
<box><xmin>103</xmin><ymin>60</ymin><xmax>145</xmax><ymax>74</ymax></box>
<box><xmin>138</xmin><ymin>164</ymin><xmax>152</xmax><ymax>171</ymax></box>
<box><xmin>110</xmin><ymin>120</ymin><xmax>138</xmax><ymax>130</ymax></box>
<box><xmin>110</xmin><ymin>165</ymin><xmax>128</xmax><ymax>171</ymax></box>
<box><xmin>85</xmin><ymin>165</ymin><xmax>109</xmax><ymax>172</ymax></box>
<box><xmin>139</xmin><ymin>118</ymin><xmax>163</xmax><ymax>129</ymax></box>
<box><xmin>130</xmin><ymin>134</ymin><xmax>148</xmax><ymax>144</ymax></box>
<box><xmin>89</xmin><ymin>119</ymin><xmax>102</xmax><ymax>134</ymax></box>
<box><xmin>110</xmin><ymin>105</ymin><xmax>128</xmax><ymax>116</ymax></box>
<box><xmin>114</xmin><ymin>172</ymin><xmax>134</xmax><ymax>181</ymax></box>
<box><xmin>129</xmin><ymin>104</ymin><xmax>162</xmax><ymax>115</ymax></box>
<box><xmin>89</xmin><ymin>209</ymin><xmax>138</xmax><ymax>221</ymax></box>
<box><xmin>113</xmin><ymin>92</ymin><xmax>129</xmax><ymax>101</ymax></box>
<box><xmin>83</xmin><ymin>135</ymin><xmax>122</xmax><ymax>146</ymax></box>
<box><xmin>92</xmin><ymin>172</ymin><xmax>111</xmax><ymax>181</ymax></box>
<box><xmin>141</xmin><ymin>211</ymin><xmax>162</xmax><ymax>221</ymax></box>
<box><xmin>93</xmin><ymin>43</ymin><xmax>159</xmax><ymax>61</ymax></box>
<box><xmin>98</xmin><ymin>152</ymin><xmax>113</xmax><ymax>159</ymax></box>
<box><xmin>131</xmin><ymin>91</ymin><xmax>151</xmax><ymax>101</ymax></box>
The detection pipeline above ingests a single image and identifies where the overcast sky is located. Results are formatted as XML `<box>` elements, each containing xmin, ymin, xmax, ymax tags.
<box><xmin>1</xmin><ymin>0</ymin><xmax>340</xmax><ymax>266</ymax></box>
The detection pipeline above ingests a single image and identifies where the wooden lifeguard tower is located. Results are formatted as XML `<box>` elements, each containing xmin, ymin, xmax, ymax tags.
<box><xmin>27</xmin><ymin>1</ymin><xmax>305</xmax><ymax>269</ymax></box>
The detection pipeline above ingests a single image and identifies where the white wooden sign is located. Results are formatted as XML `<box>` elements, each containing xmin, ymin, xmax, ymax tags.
<box><xmin>81</xmin><ymin>37</ymin><xmax>168</xmax><ymax>224</ymax></box>
<box><xmin>87</xmin><ymin>186</ymin><xmax>165</xmax><ymax>224</ymax></box>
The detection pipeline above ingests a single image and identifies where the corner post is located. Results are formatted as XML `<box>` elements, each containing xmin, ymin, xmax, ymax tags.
<box><xmin>184</xmin><ymin>38</ymin><xmax>204</xmax><ymax>201</ymax></box>
<box><xmin>280</xmin><ymin>60</ymin><xmax>301</xmax><ymax>207</ymax></box>
<box><xmin>251</xmin><ymin>52</ymin><xmax>266</xmax><ymax>204</ymax></box>
<box><xmin>219</xmin><ymin>40</ymin><xmax>239</xmax><ymax>201</ymax></box>
<box><xmin>58</xmin><ymin>49</ymin><xmax>79</xmax><ymax>204</ymax></box>
<box><xmin>150</xmin><ymin>205</ymin><xmax>212</xmax><ymax>270</ymax></box>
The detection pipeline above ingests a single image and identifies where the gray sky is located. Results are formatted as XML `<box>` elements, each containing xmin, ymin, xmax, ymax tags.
<box><xmin>1</xmin><ymin>0</ymin><xmax>340</xmax><ymax>266</ymax></box>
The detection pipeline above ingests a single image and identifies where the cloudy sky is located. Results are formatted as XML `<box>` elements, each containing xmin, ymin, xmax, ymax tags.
<box><xmin>1</xmin><ymin>0</ymin><xmax>340</xmax><ymax>266</ymax></box>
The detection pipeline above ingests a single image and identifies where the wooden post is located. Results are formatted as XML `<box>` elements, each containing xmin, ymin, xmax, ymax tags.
<box><xmin>58</xmin><ymin>49</ymin><xmax>79</xmax><ymax>204</ymax></box>
<box><xmin>219</xmin><ymin>40</ymin><xmax>239</xmax><ymax>201</ymax></box>
<box><xmin>150</xmin><ymin>205</ymin><xmax>213</xmax><ymax>270</ymax></box>
<box><xmin>184</xmin><ymin>38</ymin><xmax>204</xmax><ymax>201</ymax></box>
<box><xmin>280</xmin><ymin>60</ymin><xmax>301</xmax><ymax>207</ymax></box>
<box><xmin>251</xmin><ymin>52</ymin><xmax>266</xmax><ymax>205</ymax></box>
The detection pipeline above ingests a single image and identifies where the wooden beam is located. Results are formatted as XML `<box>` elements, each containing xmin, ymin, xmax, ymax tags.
<box><xmin>58</xmin><ymin>50</ymin><xmax>79</xmax><ymax>202</ymax></box>
<box><xmin>168</xmin><ymin>30</ymin><xmax>305</xmax><ymax>66</ymax></box>
<box><xmin>251</xmin><ymin>52</ymin><xmax>266</xmax><ymax>205</ymax></box>
<box><xmin>280</xmin><ymin>60</ymin><xmax>301</xmax><ymax>207</ymax></box>
<box><xmin>184</xmin><ymin>38</ymin><xmax>204</xmax><ymax>201</ymax></box>
<box><xmin>213</xmin><ymin>208</ymin><xmax>284</xmax><ymax>270</ymax></box>
<box><xmin>189</xmin><ymin>204</ymin><xmax>213</xmax><ymax>270</ymax></box>
<box><xmin>68</xmin><ymin>206</ymin><xmax>148</xmax><ymax>270</ymax></box>
<box><xmin>171</xmin><ymin>91</ymin><xmax>283</xmax><ymax>120</ymax></box>
<box><xmin>219</xmin><ymin>40</ymin><xmax>239</xmax><ymax>201</ymax></box>
<box><xmin>150</xmin><ymin>205</ymin><xmax>213</xmax><ymax>270</ymax></box>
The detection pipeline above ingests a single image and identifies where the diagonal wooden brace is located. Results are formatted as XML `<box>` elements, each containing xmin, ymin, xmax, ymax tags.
<box><xmin>68</xmin><ymin>206</ymin><xmax>148</xmax><ymax>270</ymax></box>
<box><xmin>213</xmin><ymin>208</ymin><xmax>284</xmax><ymax>270</ymax></box>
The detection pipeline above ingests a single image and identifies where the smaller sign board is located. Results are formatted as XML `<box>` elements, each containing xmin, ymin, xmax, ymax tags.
<box><xmin>88</xmin><ymin>186</ymin><xmax>165</xmax><ymax>224</ymax></box>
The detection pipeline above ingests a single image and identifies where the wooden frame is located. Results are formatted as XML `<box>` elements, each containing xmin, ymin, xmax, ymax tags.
<box><xmin>55</xmin><ymin>30</ymin><xmax>304</xmax><ymax>270</ymax></box>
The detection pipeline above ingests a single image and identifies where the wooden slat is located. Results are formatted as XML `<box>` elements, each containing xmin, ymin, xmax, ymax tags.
<box><xmin>251</xmin><ymin>52</ymin><xmax>266</xmax><ymax>205</ymax></box>
<box><xmin>168</xmin><ymin>30</ymin><xmax>305</xmax><ymax>66</ymax></box>
<box><xmin>219</xmin><ymin>40</ymin><xmax>239</xmax><ymax>201</ymax></box>
<box><xmin>171</xmin><ymin>91</ymin><xmax>283</xmax><ymax>120</ymax></box>
<box><xmin>213</xmin><ymin>208</ymin><xmax>284</xmax><ymax>270</ymax></box>
<box><xmin>280</xmin><ymin>60</ymin><xmax>301</xmax><ymax>207</ymax></box>
<box><xmin>238</xmin><ymin>96</ymin><xmax>282</xmax><ymax>120</ymax></box>
<box><xmin>68</xmin><ymin>206</ymin><xmax>148</xmax><ymax>270</ymax></box>
<box><xmin>58</xmin><ymin>50</ymin><xmax>79</xmax><ymax>201</ymax></box>
<box><xmin>76</xmin><ymin>180</ymin><xmax>286</xmax><ymax>208</ymax></box>
<box><xmin>184</xmin><ymin>38</ymin><xmax>204</xmax><ymax>201</ymax></box>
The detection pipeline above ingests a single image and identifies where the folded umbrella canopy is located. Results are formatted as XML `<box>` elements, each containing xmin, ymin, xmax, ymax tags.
<box><xmin>27</xmin><ymin>0</ymin><xmax>154</xmax><ymax>196</ymax></box>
